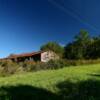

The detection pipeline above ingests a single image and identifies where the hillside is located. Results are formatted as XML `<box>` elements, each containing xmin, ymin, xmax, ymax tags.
<box><xmin>0</xmin><ymin>64</ymin><xmax>100</xmax><ymax>100</ymax></box>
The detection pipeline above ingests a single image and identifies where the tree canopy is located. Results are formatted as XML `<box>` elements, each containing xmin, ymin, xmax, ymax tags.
<box><xmin>40</xmin><ymin>42</ymin><xmax>64</xmax><ymax>57</ymax></box>
<box><xmin>64</xmin><ymin>30</ymin><xmax>100</xmax><ymax>60</ymax></box>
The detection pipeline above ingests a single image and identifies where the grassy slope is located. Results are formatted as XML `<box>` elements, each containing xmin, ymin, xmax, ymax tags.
<box><xmin>0</xmin><ymin>64</ymin><xmax>100</xmax><ymax>100</ymax></box>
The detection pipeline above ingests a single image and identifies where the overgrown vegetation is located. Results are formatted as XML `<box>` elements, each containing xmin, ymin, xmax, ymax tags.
<box><xmin>0</xmin><ymin>59</ymin><xmax>68</xmax><ymax>76</ymax></box>
<box><xmin>0</xmin><ymin>59</ymin><xmax>100</xmax><ymax>77</ymax></box>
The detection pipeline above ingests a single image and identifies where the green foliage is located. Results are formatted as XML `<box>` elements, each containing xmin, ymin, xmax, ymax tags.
<box><xmin>40</xmin><ymin>42</ymin><xmax>64</xmax><ymax>57</ymax></box>
<box><xmin>85</xmin><ymin>36</ymin><xmax>100</xmax><ymax>59</ymax></box>
<box><xmin>64</xmin><ymin>29</ymin><xmax>89</xmax><ymax>59</ymax></box>
<box><xmin>75</xmin><ymin>29</ymin><xmax>90</xmax><ymax>44</ymax></box>
<box><xmin>64</xmin><ymin>29</ymin><xmax>100</xmax><ymax>60</ymax></box>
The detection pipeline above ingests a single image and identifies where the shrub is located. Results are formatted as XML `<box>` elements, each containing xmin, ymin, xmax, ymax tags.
<box><xmin>0</xmin><ymin>59</ymin><xmax>100</xmax><ymax>77</ymax></box>
<box><xmin>45</xmin><ymin>59</ymin><xmax>68</xmax><ymax>69</ymax></box>
<box><xmin>0</xmin><ymin>60</ymin><xmax>20</xmax><ymax>76</ymax></box>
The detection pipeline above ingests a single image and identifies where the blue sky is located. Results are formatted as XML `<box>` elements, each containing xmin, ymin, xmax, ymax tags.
<box><xmin>0</xmin><ymin>0</ymin><xmax>100</xmax><ymax>58</ymax></box>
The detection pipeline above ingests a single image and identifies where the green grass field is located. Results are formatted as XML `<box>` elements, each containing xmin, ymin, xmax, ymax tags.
<box><xmin>0</xmin><ymin>64</ymin><xmax>100</xmax><ymax>100</ymax></box>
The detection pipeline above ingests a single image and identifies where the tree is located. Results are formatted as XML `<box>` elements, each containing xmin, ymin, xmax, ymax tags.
<box><xmin>64</xmin><ymin>30</ymin><xmax>91</xmax><ymax>59</ymax></box>
<box><xmin>86</xmin><ymin>36</ymin><xmax>100</xmax><ymax>59</ymax></box>
<box><xmin>40</xmin><ymin>42</ymin><xmax>64</xmax><ymax>57</ymax></box>
<box><xmin>74</xmin><ymin>29</ymin><xmax>90</xmax><ymax>59</ymax></box>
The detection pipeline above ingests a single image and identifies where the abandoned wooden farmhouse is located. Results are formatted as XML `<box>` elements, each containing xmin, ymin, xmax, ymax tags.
<box><xmin>1</xmin><ymin>51</ymin><xmax>59</xmax><ymax>62</ymax></box>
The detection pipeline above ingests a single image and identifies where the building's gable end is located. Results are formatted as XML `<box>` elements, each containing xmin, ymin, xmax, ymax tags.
<box><xmin>41</xmin><ymin>51</ymin><xmax>59</xmax><ymax>62</ymax></box>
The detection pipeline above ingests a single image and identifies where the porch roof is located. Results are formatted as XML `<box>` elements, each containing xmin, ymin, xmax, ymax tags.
<box><xmin>7</xmin><ymin>51</ymin><xmax>44</xmax><ymax>59</ymax></box>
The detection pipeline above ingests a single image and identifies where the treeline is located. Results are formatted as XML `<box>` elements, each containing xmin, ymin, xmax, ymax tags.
<box><xmin>41</xmin><ymin>29</ymin><xmax>100</xmax><ymax>60</ymax></box>
<box><xmin>64</xmin><ymin>30</ymin><xmax>100</xmax><ymax>59</ymax></box>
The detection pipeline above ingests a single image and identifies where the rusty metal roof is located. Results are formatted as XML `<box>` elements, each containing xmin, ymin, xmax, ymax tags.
<box><xmin>7</xmin><ymin>51</ymin><xmax>45</xmax><ymax>58</ymax></box>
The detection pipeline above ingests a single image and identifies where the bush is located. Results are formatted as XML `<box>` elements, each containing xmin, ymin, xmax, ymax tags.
<box><xmin>17</xmin><ymin>59</ymin><xmax>68</xmax><ymax>72</ymax></box>
<box><xmin>0</xmin><ymin>60</ymin><xmax>20</xmax><ymax>76</ymax></box>
<box><xmin>46</xmin><ymin>59</ymin><xmax>67</xmax><ymax>69</ymax></box>
<box><xmin>0</xmin><ymin>59</ymin><xmax>100</xmax><ymax>77</ymax></box>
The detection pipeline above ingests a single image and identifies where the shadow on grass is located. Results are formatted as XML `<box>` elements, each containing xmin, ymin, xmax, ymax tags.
<box><xmin>57</xmin><ymin>79</ymin><xmax>100</xmax><ymax>100</ymax></box>
<box><xmin>0</xmin><ymin>85</ymin><xmax>60</xmax><ymax>100</ymax></box>
<box><xmin>0</xmin><ymin>79</ymin><xmax>100</xmax><ymax>100</ymax></box>
<box><xmin>89</xmin><ymin>73</ymin><xmax>100</xmax><ymax>77</ymax></box>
